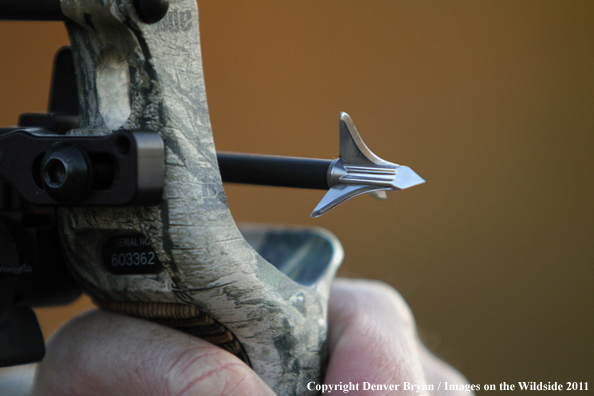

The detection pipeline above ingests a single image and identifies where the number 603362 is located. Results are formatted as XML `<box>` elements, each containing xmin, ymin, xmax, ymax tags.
<box><xmin>111</xmin><ymin>252</ymin><xmax>156</xmax><ymax>266</ymax></box>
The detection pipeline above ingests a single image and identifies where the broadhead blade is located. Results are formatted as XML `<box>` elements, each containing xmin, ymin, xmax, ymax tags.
<box><xmin>311</xmin><ymin>184</ymin><xmax>388</xmax><ymax>218</ymax></box>
<box><xmin>393</xmin><ymin>166</ymin><xmax>425</xmax><ymax>189</ymax></box>
<box><xmin>339</xmin><ymin>112</ymin><xmax>393</xmax><ymax>166</ymax></box>
<box><xmin>368</xmin><ymin>190</ymin><xmax>388</xmax><ymax>200</ymax></box>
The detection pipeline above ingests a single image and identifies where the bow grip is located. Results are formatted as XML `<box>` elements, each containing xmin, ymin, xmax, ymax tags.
<box><xmin>56</xmin><ymin>0</ymin><xmax>342</xmax><ymax>394</ymax></box>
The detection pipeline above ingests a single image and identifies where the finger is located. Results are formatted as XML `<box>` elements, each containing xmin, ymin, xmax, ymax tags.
<box><xmin>326</xmin><ymin>279</ymin><xmax>428</xmax><ymax>390</ymax></box>
<box><xmin>32</xmin><ymin>310</ymin><xmax>275</xmax><ymax>396</ymax></box>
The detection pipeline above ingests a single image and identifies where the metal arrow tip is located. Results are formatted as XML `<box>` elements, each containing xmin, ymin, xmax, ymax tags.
<box><xmin>310</xmin><ymin>113</ymin><xmax>425</xmax><ymax>217</ymax></box>
<box><xmin>393</xmin><ymin>165</ymin><xmax>425</xmax><ymax>189</ymax></box>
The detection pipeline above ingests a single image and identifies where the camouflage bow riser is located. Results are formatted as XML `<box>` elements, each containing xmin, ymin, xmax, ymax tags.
<box><xmin>57</xmin><ymin>1</ymin><xmax>341</xmax><ymax>394</ymax></box>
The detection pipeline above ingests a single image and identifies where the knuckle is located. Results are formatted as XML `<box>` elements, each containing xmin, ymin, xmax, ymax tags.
<box><xmin>332</xmin><ymin>279</ymin><xmax>418</xmax><ymax>337</ymax></box>
<box><xmin>359</xmin><ymin>280</ymin><xmax>417</xmax><ymax>331</ymax></box>
<box><xmin>166</xmin><ymin>345</ymin><xmax>258</xmax><ymax>396</ymax></box>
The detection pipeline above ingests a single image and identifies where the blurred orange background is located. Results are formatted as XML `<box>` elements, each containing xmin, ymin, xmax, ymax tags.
<box><xmin>0</xmin><ymin>0</ymin><xmax>592</xmax><ymax>387</ymax></box>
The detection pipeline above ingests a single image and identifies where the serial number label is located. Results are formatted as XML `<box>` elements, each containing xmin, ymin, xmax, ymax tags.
<box><xmin>101</xmin><ymin>234</ymin><xmax>164</xmax><ymax>275</ymax></box>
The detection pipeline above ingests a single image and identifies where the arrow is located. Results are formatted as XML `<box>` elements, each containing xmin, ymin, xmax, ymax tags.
<box><xmin>218</xmin><ymin>112</ymin><xmax>424</xmax><ymax>217</ymax></box>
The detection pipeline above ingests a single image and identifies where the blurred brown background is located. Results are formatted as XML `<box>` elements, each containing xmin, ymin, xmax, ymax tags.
<box><xmin>1</xmin><ymin>0</ymin><xmax>592</xmax><ymax>387</ymax></box>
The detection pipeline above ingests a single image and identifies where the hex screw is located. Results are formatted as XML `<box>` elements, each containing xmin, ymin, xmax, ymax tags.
<box><xmin>40</xmin><ymin>143</ymin><xmax>91</xmax><ymax>204</ymax></box>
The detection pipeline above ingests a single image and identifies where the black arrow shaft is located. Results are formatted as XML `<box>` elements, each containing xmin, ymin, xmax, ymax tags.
<box><xmin>217</xmin><ymin>152</ymin><xmax>332</xmax><ymax>190</ymax></box>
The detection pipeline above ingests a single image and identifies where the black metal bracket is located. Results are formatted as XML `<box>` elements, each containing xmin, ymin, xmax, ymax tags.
<box><xmin>0</xmin><ymin>129</ymin><xmax>164</xmax><ymax>206</ymax></box>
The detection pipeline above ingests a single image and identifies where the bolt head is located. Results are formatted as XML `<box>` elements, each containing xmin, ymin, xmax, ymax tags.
<box><xmin>40</xmin><ymin>143</ymin><xmax>91</xmax><ymax>204</ymax></box>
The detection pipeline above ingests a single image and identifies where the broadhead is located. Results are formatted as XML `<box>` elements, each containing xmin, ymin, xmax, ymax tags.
<box><xmin>311</xmin><ymin>113</ymin><xmax>424</xmax><ymax>217</ymax></box>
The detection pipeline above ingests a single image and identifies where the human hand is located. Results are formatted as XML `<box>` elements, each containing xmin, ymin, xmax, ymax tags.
<box><xmin>32</xmin><ymin>279</ymin><xmax>470</xmax><ymax>395</ymax></box>
<box><xmin>322</xmin><ymin>279</ymin><xmax>471</xmax><ymax>395</ymax></box>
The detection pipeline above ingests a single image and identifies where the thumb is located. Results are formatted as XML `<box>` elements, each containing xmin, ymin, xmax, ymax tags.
<box><xmin>32</xmin><ymin>309</ymin><xmax>275</xmax><ymax>396</ymax></box>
